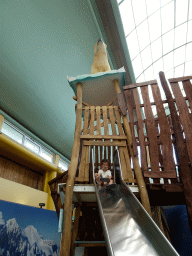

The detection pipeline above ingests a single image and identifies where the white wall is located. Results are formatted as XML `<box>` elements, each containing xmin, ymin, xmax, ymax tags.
<box><xmin>0</xmin><ymin>177</ymin><xmax>48</xmax><ymax>208</ymax></box>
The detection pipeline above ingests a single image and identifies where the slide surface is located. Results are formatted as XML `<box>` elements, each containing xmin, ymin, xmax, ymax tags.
<box><xmin>93</xmin><ymin>150</ymin><xmax>179</xmax><ymax>256</ymax></box>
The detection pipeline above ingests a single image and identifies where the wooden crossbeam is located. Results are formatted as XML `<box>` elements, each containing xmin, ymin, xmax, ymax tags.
<box><xmin>83</xmin><ymin>141</ymin><xmax>126</xmax><ymax>147</ymax></box>
<box><xmin>80</xmin><ymin>135</ymin><xmax>127</xmax><ymax>140</ymax></box>
<box><xmin>144</xmin><ymin>171</ymin><xmax>177</xmax><ymax>178</ymax></box>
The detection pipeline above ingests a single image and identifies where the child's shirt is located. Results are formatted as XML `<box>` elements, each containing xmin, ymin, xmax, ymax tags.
<box><xmin>98</xmin><ymin>169</ymin><xmax>111</xmax><ymax>178</ymax></box>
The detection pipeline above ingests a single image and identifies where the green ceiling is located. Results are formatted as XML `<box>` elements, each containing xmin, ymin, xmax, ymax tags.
<box><xmin>0</xmin><ymin>0</ymin><xmax>132</xmax><ymax>160</ymax></box>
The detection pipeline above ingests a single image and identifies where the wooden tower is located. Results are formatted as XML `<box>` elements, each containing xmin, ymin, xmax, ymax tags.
<box><xmin>48</xmin><ymin>70</ymin><xmax>192</xmax><ymax>256</ymax></box>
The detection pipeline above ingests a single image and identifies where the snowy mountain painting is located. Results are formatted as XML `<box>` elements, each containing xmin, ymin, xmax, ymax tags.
<box><xmin>0</xmin><ymin>200</ymin><xmax>60</xmax><ymax>256</ymax></box>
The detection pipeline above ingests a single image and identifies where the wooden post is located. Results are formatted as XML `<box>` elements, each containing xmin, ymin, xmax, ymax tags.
<box><xmin>60</xmin><ymin>82</ymin><xmax>82</xmax><ymax>256</ymax></box>
<box><xmin>113</xmin><ymin>79</ymin><xmax>151</xmax><ymax>216</ymax></box>
<box><xmin>70</xmin><ymin>203</ymin><xmax>81</xmax><ymax>256</ymax></box>
<box><xmin>43</xmin><ymin>154</ymin><xmax>59</xmax><ymax>211</ymax></box>
<box><xmin>159</xmin><ymin>72</ymin><xmax>192</xmax><ymax>234</ymax></box>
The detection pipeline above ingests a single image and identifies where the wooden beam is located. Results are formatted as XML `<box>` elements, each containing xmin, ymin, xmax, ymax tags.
<box><xmin>70</xmin><ymin>204</ymin><xmax>81</xmax><ymax>256</ymax></box>
<box><xmin>60</xmin><ymin>82</ymin><xmax>82</xmax><ymax>256</ymax></box>
<box><xmin>143</xmin><ymin>171</ymin><xmax>177</xmax><ymax>178</ymax></box>
<box><xmin>75</xmin><ymin>242</ymin><xmax>106</xmax><ymax>247</ymax></box>
<box><xmin>168</xmin><ymin>76</ymin><xmax>192</xmax><ymax>83</ymax></box>
<box><xmin>80</xmin><ymin>135</ymin><xmax>127</xmax><ymax>140</ymax></box>
<box><xmin>73</xmin><ymin>96</ymin><xmax>90</xmax><ymax>107</ymax></box>
<box><xmin>83</xmin><ymin>140</ymin><xmax>126</xmax><ymax>147</ymax></box>
<box><xmin>123</xmin><ymin>80</ymin><xmax>157</xmax><ymax>90</ymax></box>
<box><xmin>106</xmin><ymin>97</ymin><xmax>117</xmax><ymax>106</ymax></box>
<box><xmin>113</xmin><ymin>79</ymin><xmax>152</xmax><ymax>216</ymax></box>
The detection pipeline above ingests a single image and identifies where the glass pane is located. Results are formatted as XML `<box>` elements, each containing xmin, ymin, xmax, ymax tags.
<box><xmin>58</xmin><ymin>159</ymin><xmax>68</xmax><ymax>171</ymax></box>
<box><xmin>151</xmin><ymin>37</ymin><xmax>162</xmax><ymax>62</ymax></box>
<box><xmin>184</xmin><ymin>61</ymin><xmax>192</xmax><ymax>76</ymax></box>
<box><xmin>132</xmin><ymin>0</ymin><xmax>147</xmax><ymax>26</ymax></box>
<box><xmin>175</xmin><ymin>64</ymin><xmax>184</xmax><ymax>77</ymax></box>
<box><xmin>137</xmin><ymin>20</ymin><xmax>150</xmax><ymax>51</ymax></box>
<box><xmin>160</xmin><ymin>0</ymin><xmax>172</xmax><ymax>7</ymax></box>
<box><xmin>148</xmin><ymin>10</ymin><xmax>161</xmax><ymax>42</ymax></box>
<box><xmin>185</xmin><ymin>43</ymin><xmax>192</xmax><ymax>62</ymax></box>
<box><xmin>24</xmin><ymin>138</ymin><xmax>40</xmax><ymax>154</ymax></box>
<box><xmin>187</xmin><ymin>20</ymin><xmax>192</xmax><ymax>43</ymax></box>
<box><xmin>40</xmin><ymin>148</ymin><xmax>54</xmax><ymax>163</ymax></box>
<box><xmin>175</xmin><ymin>0</ymin><xmax>188</xmax><ymax>26</ymax></box>
<box><xmin>119</xmin><ymin>0</ymin><xmax>135</xmax><ymax>36</ymax></box>
<box><xmin>132</xmin><ymin>55</ymin><xmax>143</xmax><ymax>78</ymax></box>
<box><xmin>163</xmin><ymin>51</ymin><xmax>173</xmax><ymax>72</ymax></box>
<box><xmin>146</xmin><ymin>0</ymin><xmax>160</xmax><ymax>16</ymax></box>
<box><xmin>153</xmin><ymin>58</ymin><xmax>163</xmax><ymax>78</ymax></box>
<box><xmin>144</xmin><ymin>66</ymin><xmax>154</xmax><ymax>81</ymax></box>
<box><xmin>174</xmin><ymin>23</ymin><xmax>187</xmax><ymax>49</ymax></box>
<box><xmin>165</xmin><ymin>68</ymin><xmax>174</xmax><ymax>78</ymax></box>
<box><xmin>126</xmin><ymin>30</ymin><xmax>140</xmax><ymax>60</ymax></box>
<box><xmin>174</xmin><ymin>46</ymin><xmax>185</xmax><ymax>67</ymax></box>
<box><xmin>1</xmin><ymin>122</ymin><xmax>23</xmax><ymax>144</ymax></box>
<box><xmin>136</xmin><ymin>73</ymin><xmax>145</xmax><ymax>82</ymax></box>
<box><xmin>162</xmin><ymin>29</ymin><xmax>174</xmax><ymax>55</ymax></box>
<box><xmin>189</xmin><ymin>0</ymin><xmax>192</xmax><ymax>20</ymax></box>
<box><xmin>141</xmin><ymin>45</ymin><xmax>152</xmax><ymax>70</ymax></box>
<box><xmin>161</xmin><ymin>1</ymin><xmax>174</xmax><ymax>34</ymax></box>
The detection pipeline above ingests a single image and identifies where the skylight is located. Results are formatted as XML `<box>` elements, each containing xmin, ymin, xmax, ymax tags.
<box><xmin>118</xmin><ymin>0</ymin><xmax>192</xmax><ymax>82</ymax></box>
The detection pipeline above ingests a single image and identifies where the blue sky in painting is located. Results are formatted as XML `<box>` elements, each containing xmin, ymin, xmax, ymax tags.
<box><xmin>0</xmin><ymin>199</ymin><xmax>61</xmax><ymax>246</ymax></box>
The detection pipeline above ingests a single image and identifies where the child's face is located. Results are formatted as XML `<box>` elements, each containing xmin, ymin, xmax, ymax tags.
<box><xmin>102</xmin><ymin>162</ymin><xmax>108</xmax><ymax>172</ymax></box>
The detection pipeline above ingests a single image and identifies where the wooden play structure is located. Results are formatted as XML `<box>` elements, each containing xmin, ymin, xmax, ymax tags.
<box><xmin>49</xmin><ymin>71</ymin><xmax>192</xmax><ymax>256</ymax></box>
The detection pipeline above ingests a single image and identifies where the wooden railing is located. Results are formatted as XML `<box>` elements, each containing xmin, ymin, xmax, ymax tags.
<box><xmin>123</xmin><ymin>75</ymin><xmax>192</xmax><ymax>187</ymax></box>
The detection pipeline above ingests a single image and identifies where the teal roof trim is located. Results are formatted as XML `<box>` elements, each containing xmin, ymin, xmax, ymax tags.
<box><xmin>68</xmin><ymin>67</ymin><xmax>125</xmax><ymax>106</ymax></box>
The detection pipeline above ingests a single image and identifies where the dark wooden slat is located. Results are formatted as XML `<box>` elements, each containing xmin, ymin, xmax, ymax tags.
<box><xmin>143</xmin><ymin>171</ymin><xmax>176</xmax><ymax>178</ymax></box>
<box><xmin>182</xmin><ymin>80</ymin><xmax>192</xmax><ymax>119</ymax></box>
<box><xmin>170</xmin><ymin>82</ymin><xmax>192</xmax><ymax>165</ymax></box>
<box><xmin>114</xmin><ymin>106</ymin><xmax>124</xmax><ymax>135</ymax></box>
<box><xmin>117</xmin><ymin>92</ymin><xmax>127</xmax><ymax>115</ymax></box>
<box><xmin>132</xmin><ymin>88</ymin><xmax>148</xmax><ymax>173</ymax></box>
<box><xmin>141</xmin><ymin>86</ymin><xmax>160</xmax><ymax>183</ymax></box>
<box><xmin>124</xmin><ymin>80</ymin><xmax>157</xmax><ymax>90</ymax></box>
<box><xmin>151</xmin><ymin>83</ymin><xmax>176</xmax><ymax>178</ymax></box>
<box><xmin>168</xmin><ymin>76</ymin><xmax>192</xmax><ymax>83</ymax></box>
<box><xmin>124</xmin><ymin>89</ymin><xmax>138</xmax><ymax>156</ymax></box>
<box><xmin>159</xmin><ymin>71</ymin><xmax>192</xmax><ymax>234</ymax></box>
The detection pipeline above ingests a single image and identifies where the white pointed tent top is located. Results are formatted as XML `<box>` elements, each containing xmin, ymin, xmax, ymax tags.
<box><xmin>68</xmin><ymin>67</ymin><xmax>125</xmax><ymax>106</ymax></box>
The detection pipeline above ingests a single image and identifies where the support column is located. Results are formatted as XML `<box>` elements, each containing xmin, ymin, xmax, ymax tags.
<box><xmin>113</xmin><ymin>80</ymin><xmax>151</xmax><ymax>215</ymax></box>
<box><xmin>60</xmin><ymin>82</ymin><xmax>82</xmax><ymax>256</ymax></box>
<box><xmin>43</xmin><ymin>155</ymin><xmax>59</xmax><ymax>210</ymax></box>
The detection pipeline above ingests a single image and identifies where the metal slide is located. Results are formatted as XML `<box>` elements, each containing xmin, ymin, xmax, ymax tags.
<box><xmin>92</xmin><ymin>150</ymin><xmax>179</xmax><ymax>256</ymax></box>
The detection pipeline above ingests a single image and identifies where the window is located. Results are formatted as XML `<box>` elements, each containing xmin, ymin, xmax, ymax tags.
<box><xmin>58</xmin><ymin>158</ymin><xmax>69</xmax><ymax>171</ymax></box>
<box><xmin>1</xmin><ymin>119</ymin><xmax>55</xmax><ymax>163</ymax></box>
<box><xmin>1</xmin><ymin>121</ymin><xmax>24</xmax><ymax>144</ymax></box>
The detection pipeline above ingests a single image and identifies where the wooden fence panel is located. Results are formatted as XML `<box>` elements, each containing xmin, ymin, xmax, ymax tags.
<box><xmin>141</xmin><ymin>85</ymin><xmax>160</xmax><ymax>183</ymax></box>
<box><xmin>170</xmin><ymin>81</ymin><xmax>192</xmax><ymax>166</ymax></box>
<box><xmin>151</xmin><ymin>83</ymin><xmax>176</xmax><ymax>181</ymax></box>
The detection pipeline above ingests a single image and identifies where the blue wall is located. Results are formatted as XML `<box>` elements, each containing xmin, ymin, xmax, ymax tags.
<box><xmin>164</xmin><ymin>205</ymin><xmax>192</xmax><ymax>256</ymax></box>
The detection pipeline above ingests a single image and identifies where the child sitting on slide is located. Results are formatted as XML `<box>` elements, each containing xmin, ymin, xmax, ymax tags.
<box><xmin>95</xmin><ymin>159</ymin><xmax>113</xmax><ymax>186</ymax></box>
